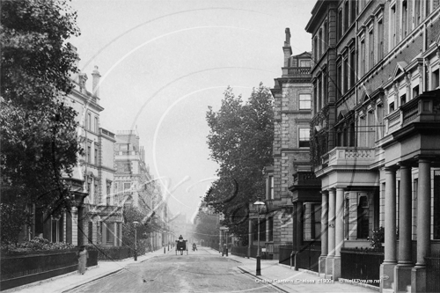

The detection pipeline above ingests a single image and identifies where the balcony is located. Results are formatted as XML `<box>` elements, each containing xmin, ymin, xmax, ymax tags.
<box><xmin>385</xmin><ymin>89</ymin><xmax>440</xmax><ymax>136</ymax></box>
<box><xmin>293</xmin><ymin>172</ymin><xmax>321</xmax><ymax>186</ymax></box>
<box><xmin>282</xmin><ymin>66</ymin><xmax>311</xmax><ymax>78</ymax></box>
<box><xmin>323</xmin><ymin>147</ymin><xmax>375</xmax><ymax>168</ymax></box>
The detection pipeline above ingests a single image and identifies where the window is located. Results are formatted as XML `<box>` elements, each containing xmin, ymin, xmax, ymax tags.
<box><xmin>432</xmin><ymin>69</ymin><xmax>439</xmax><ymax>89</ymax></box>
<box><xmin>314</xmin><ymin>37</ymin><xmax>318</xmax><ymax>62</ymax></box>
<box><xmin>338</xmin><ymin>10</ymin><xmax>343</xmax><ymax>40</ymax></box>
<box><xmin>94</xmin><ymin>182</ymin><xmax>98</xmax><ymax>204</ymax></box>
<box><xmin>87</xmin><ymin>145</ymin><xmax>91</xmax><ymax>163</ymax></box>
<box><xmin>344</xmin><ymin>1</ymin><xmax>349</xmax><ymax>33</ymax></box>
<box><xmin>299</xmin><ymin>128</ymin><xmax>310</xmax><ymax>148</ymax></box>
<box><xmin>123</xmin><ymin>182</ymin><xmax>131</xmax><ymax>192</ymax></box>
<box><xmin>95</xmin><ymin>117</ymin><xmax>98</xmax><ymax>133</ymax></box>
<box><xmin>413</xmin><ymin>85</ymin><xmax>420</xmax><ymax>98</ymax></box>
<box><xmin>319</xmin><ymin>29</ymin><xmax>322</xmax><ymax>58</ymax></box>
<box><xmin>106</xmin><ymin>182</ymin><xmax>111</xmax><ymax>205</ymax></box>
<box><xmin>350</xmin><ymin>0</ymin><xmax>356</xmax><ymax>23</ymax></box>
<box><xmin>391</xmin><ymin>4</ymin><xmax>396</xmax><ymax>47</ymax></box>
<box><xmin>350</xmin><ymin>49</ymin><xmax>356</xmax><ymax>88</ymax></box>
<box><xmin>323</xmin><ymin>22</ymin><xmax>328</xmax><ymax>52</ymax></box>
<box><xmin>313</xmin><ymin>82</ymin><xmax>318</xmax><ymax>114</ymax></box>
<box><xmin>402</xmin><ymin>0</ymin><xmax>408</xmax><ymax>39</ymax></box>
<box><xmin>360</xmin><ymin>38</ymin><xmax>366</xmax><ymax>75</ymax></box>
<box><xmin>349</xmin><ymin>122</ymin><xmax>356</xmax><ymax>146</ymax></box>
<box><xmin>400</xmin><ymin>94</ymin><xmax>407</xmax><ymax>106</ymax></box>
<box><xmin>269</xmin><ymin>176</ymin><xmax>274</xmax><ymax>200</ymax></box>
<box><xmin>106</xmin><ymin>223</ymin><xmax>113</xmax><ymax>244</ymax></box>
<box><xmin>343</xmin><ymin>58</ymin><xmax>348</xmax><ymax>94</ymax></box>
<box><xmin>415</xmin><ymin>0</ymin><xmax>422</xmax><ymax>27</ymax></box>
<box><xmin>389</xmin><ymin>101</ymin><xmax>395</xmax><ymax>113</ymax></box>
<box><xmin>300</xmin><ymin>60</ymin><xmax>311</xmax><ymax>67</ymax></box>
<box><xmin>87</xmin><ymin>113</ymin><xmax>91</xmax><ymax>130</ymax></box>
<box><xmin>317</xmin><ymin>76</ymin><xmax>322</xmax><ymax>109</ymax></box>
<box><xmin>337</xmin><ymin>63</ymin><xmax>342</xmax><ymax>98</ymax></box>
<box><xmin>357</xmin><ymin>196</ymin><xmax>370</xmax><ymax>239</ymax></box>
<box><xmin>94</xmin><ymin>148</ymin><xmax>98</xmax><ymax>165</ymax></box>
<box><xmin>377</xmin><ymin>19</ymin><xmax>384</xmax><ymax>60</ymax></box>
<box><xmin>369</xmin><ymin>28</ymin><xmax>374</xmax><ymax>69</ymax></box>
<box><xmin>311</xmin><ymin>204</ymin><xmax>321</xmax><ymax>240</ymax></box>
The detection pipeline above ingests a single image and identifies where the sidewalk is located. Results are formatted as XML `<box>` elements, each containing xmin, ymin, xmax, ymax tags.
<box><xmin>3</xmin><ymin>248</ymin><xmax>171</xmax><ymax>293</ymax></box>
<box><xmin>220</xmin><ymin>249</ymin><xmax>379</xmax><ymax>293</ymax></box>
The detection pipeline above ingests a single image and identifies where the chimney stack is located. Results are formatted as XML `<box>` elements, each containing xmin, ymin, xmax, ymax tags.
<box><xmin>283</xmin><ymin>28</ymin><xmax>292</xmax><ymax>68</ymax></box>
<box><xmin>92</xmin><ymin>66</ymin><xmax>101</xmax><ymax>98</ymax></box>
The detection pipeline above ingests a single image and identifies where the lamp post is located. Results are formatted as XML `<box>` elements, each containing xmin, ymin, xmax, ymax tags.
<box><xmin>254</xmin><ymin>199</ymin><xmax>265</xmax><ymax>276</ymax></box>
<box><xmin>133</xmin><ymin>221</ymin><xmax>139</xmax><ymax>261</ymax></box>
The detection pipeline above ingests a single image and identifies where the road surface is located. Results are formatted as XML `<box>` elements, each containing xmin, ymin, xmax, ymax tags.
<box><xmin>67</xmin><ymin>247</ymin><xmax>277</xmax><ymax>293</ymax></box>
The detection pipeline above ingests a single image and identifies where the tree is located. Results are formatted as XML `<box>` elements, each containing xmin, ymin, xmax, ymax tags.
<box><xmin>0</xmin><ymin>0</ymin><xmax>81</xmax><ymax>243</ymax></box>
<box><xmin>122</xmin><ymin>206</ymin><xmax>158</xmax><ymax>252</ymax></box>
<box><xmin>205</xmin><ymin>84</ymin><xmax>274</xmax><ymax>241</ymax></box>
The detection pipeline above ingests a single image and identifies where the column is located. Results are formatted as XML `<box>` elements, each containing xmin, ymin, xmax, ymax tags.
<box><xmin>319</xmin><ymin>191</ymin><xmax>328</xmax><ymax>277</ymax></box>
<box><xmin>395</xmin><ymin>164</ymin><xmax>413</xmax><ymax>291</ymax></box>
<box><xmin>71</xmin><ymin>207</ymin><xmax>78</xmax><ymax>246</ymax></box>
<box><xmin>380</xmin><ymin>167</ymin><xmax>397</xmax><ymax>291</ymax></box>
<box><xmin>326</xmin><ymin>189</ymin><xmax>335</xmax><ymax>278</ymax></box>
<box><xmin>412</xmin><ymin>159</ymin><xmax>431</xmax><ymax>293</ymax></box>
<box><xmin>333</xmin><ymin>188</ymin><xmax>344</xmax><ymax>280</ymax></box>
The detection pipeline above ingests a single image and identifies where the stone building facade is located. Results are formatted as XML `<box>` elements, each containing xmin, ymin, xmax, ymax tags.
<box><xmin>31</xmin><ymin>65</ymin><xmax>123</xmax><ymax>247</ymax></box>
<box><xmin>306</xmin><ymin>1</ymin><xmax>440</xmax><ymax>292</ymax></box>
<box><xmin>266</xmin><ymin>28</ymin><xmax>319</xmax><ymax>261</ymax></box>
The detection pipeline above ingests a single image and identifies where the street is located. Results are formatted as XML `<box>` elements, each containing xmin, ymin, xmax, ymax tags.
<box><xmin>67</xmin><ymin>247</ymin><xmax>276</xmax><ymax>293</ymax></box>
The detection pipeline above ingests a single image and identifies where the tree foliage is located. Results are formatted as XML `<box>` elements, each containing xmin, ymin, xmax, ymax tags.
<box><xmin>0</xmin><ymin>0</ymin><xmax>81</xmax><ymax>239</ymax></box>
<box><xmin>122</xmin><ymin>206</ymin><xmax>159</xmax><ymax>248</ymax></box>
<box><xmin>205</xmin><ymin>84</ymin><xmax>274</xmax><ymax>241</ymax></box>
<box><xmin>194</xmin><ymin>204</ymin><xmax>220</xmax><ymax>245</ymax></box>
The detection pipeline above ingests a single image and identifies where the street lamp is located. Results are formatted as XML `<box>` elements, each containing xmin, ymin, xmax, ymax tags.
<box><xmin>133</xmin><ymin>221</ymin><xmax>139</xmax><ymax>261</ymax></box>
<box><xmin>254</xmin><ymin>198</ymin><xmax>265</xmax><ymax>276</ymax></box>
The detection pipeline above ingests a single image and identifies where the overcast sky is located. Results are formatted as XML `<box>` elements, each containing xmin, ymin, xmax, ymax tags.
<box><xmin>70</xmin><ymin>0</ymin><xmax>316</xmax><ymax>221</ymax></box>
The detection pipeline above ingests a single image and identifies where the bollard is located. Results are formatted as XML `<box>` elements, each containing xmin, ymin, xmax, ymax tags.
<box><xmin>164</xmin><ymin>247</ymin><xmax>166</xmax><ymax>254</ymax></box>
<box><xmin>225</xmin><ymin>248</ymin><xmax>228</xmax><ymax>256</ymax></box>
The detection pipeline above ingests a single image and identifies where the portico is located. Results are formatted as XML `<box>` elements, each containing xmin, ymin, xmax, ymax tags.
<box><xmin>380</xmin><ymin>89</ymin><xmax>440</xmax><ymax>293</ymax></box>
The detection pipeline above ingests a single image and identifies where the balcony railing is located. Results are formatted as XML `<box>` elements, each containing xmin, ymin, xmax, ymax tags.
<box><xmin>282</xmin><ymin>67</ymin><xmax>311</xmax><ymax>77</ymax></box>
<box><xmin>293</xmin><ymin>172</ymin><xmax>321</xmax><ymax>186</ymax></box>
<box><xmin>323</xmin><ymin>147</ymin><xmax>375</xmax><ymax>167</ymax></box>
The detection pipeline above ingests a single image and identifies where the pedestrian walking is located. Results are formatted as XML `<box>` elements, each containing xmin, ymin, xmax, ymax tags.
<box><xmin>77</xmin><ymin>245</ymin><xmax>88</xmax><ymax>275</ymax></box>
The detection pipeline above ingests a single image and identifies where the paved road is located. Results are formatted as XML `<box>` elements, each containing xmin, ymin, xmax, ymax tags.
<box><xmin>68</xmin><ymin>247</ymin><xmax>277</xmax><ymax>293</ymax></box>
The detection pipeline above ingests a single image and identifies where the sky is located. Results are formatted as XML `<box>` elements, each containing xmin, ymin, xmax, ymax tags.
<box><xmin>70</xmin><ymin>0</ymin><xmax>316</xmax><ymax>221</ymax></box>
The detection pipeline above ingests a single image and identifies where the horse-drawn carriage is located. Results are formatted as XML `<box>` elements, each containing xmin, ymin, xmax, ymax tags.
<box><xmin>175</xmin><ymin>235</ymin><xmax>188</xmax><ymax>255</ymax></box>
